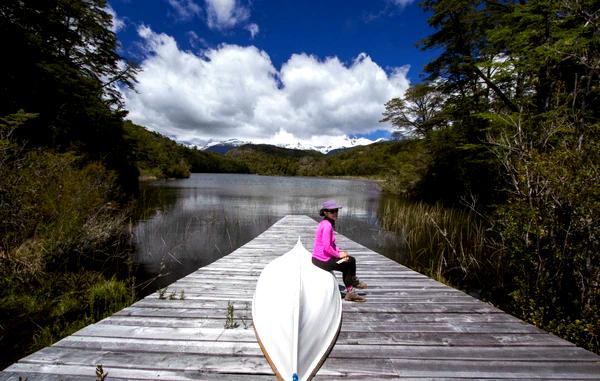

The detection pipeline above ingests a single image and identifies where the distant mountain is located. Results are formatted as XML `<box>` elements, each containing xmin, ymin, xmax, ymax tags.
<box><xmin>227</xmin><ymin>144</ymin><xmax>323</xmax><ymax>158</ymax></box>
<box><xmin>220</xmin><ymin>144</ymin><xmax>320</xmax><ymax>176</ymax></box>
<box><xmin>218</xmin><ymin>139</ymin><xmax>422</xmax><ymax>178</ymax></box>
<box><xmin>277</xmin><ymin>136</ymin><xmax>385</xmax><ymax>153</ymax></box>
<box><xmin>326</xmin><ymin>146</ymin><xmax>354</xmax><ymax>156</ymax></box>
<box><xmin>201</xmin><ymin>139</ymin><xmax>253</xmax><ymax>154</ymax></box>
<box><xmin>199</xmin><ymin>136</ymin><xmax>384</xmax><ymax>154</ymax></box>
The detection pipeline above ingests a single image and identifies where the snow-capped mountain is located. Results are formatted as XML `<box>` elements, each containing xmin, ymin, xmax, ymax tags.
<box><xmin>199</xmin><ymin>139</ymin><xmax>253</xmax><ymax>154</ymax></box>
<box><xmin>199</xmin><ymin>136</ymin><xmax>384</xmax><ymax>154</ymax></box>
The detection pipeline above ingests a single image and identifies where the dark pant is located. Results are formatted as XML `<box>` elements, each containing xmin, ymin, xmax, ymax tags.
<box><xmin>312</xmin><ymin>256</ymin><xmax>357</xmax><ymax>288</ymax></box>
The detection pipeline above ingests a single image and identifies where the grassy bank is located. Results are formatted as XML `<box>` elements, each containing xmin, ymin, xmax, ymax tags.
<box><xmin>0</xmin><ymin>113</ymin><xmax>136</xmax><ymax>369</ymax></box>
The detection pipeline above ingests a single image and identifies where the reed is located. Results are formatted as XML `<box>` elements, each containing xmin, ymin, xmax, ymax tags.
<box><xmin>224</xmin><ymin>301</ymin><xmax>239</xmax><ymax>329</ymax></box>
<box><xmin>378</xmin><ymin>199</ymin><xmax>500</xmax><ymax>293</ymax></box>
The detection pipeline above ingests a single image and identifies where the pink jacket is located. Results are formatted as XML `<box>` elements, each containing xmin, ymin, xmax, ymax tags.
<box><xmin>312</xmin><ymin>219</ymin><xmax>340</xmax><ymax>261</ymax></box>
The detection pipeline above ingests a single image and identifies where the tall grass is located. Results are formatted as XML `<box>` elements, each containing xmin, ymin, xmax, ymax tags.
<box><xmin>379</xmin><ymin>199</ymin><xmax>501</xmax><ymax>294</ymax></box>
<box><xmin>0</xmin><ymin>112</ymin><xmax>135</xmax><ymax>368</ymax></box>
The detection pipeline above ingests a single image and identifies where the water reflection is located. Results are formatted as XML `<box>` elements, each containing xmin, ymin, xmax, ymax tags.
<box><xmin>133</xmin><ymin>173</ymin><xmax>402</xmax><ymax>295</ymax></box>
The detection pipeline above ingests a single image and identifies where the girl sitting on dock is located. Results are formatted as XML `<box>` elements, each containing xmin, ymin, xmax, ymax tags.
<box><xmin>312</xmin><ymin>200</ymin><xmax>367</xmax><ymax>302</ymax></box>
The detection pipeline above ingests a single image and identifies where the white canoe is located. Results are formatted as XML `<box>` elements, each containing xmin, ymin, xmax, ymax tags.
<box><xmin>252</xmin><ymin>238</ymin><xmax>342</xmax><ymax>381</ymax></box>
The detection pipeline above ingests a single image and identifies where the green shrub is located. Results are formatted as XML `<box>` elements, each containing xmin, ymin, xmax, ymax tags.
<box><xmin>88</xmin><ymin>277</ymin><xmax>133</xmax><ymax>320</ymax></box>
<box><xmin>0</xmin><ymin>112</ymin><xmax>136</xmax><ymax>367</ymax></box>
<box><xmin>483</xmin><ymin>111</ymin><xmax>600</xmax><ymax>353</ymax></box>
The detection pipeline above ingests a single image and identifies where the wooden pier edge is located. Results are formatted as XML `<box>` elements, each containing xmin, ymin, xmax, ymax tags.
<box><xmin>2</xmin><ymin>215</ymin><xmax>599</xmax><ymax>380</ymax></box>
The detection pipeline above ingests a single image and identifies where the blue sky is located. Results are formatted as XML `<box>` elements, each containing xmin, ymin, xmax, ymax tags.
<box><xmin>108</xmin><ymin>0</ymin><xmax>437</xmax><ymax>148</ymax></box>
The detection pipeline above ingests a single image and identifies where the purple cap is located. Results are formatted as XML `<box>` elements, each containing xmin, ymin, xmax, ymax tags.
<box><xmin>322</xmin><ymin>200</ymin><xmax>343</xmax><ymax>210</ymax></box>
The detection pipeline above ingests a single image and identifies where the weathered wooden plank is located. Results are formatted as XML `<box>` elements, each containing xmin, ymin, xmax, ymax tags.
<box><xmin>71</xmin><ymin>324</ymin><xmax>254</xmax><ymax>342</ymax></box>
<box><xmin>184</xmin><ymin>272</ymin><xmax>428</xmax><ymax>279</ymax></box>
<box><xmin>98</xmin><ymin>315</ymin><xmax>544</xmax><ymax>334</ymax></box>
<box><xmin>110</xmin><ymin>308</ymin><xmax>527</xmax><ymax>324</ymax></box>
<box><xmin>339</xmin><ymin>303</ymin><xmax>503</xmax><ymax>313</ymax></box>
<box><xmin>71</xmin><ymin>324</ymin><xmax>570</xmax><ymax>348</ymax></box>
<box><xmin>53</xmin><ymin>335</ymin><xmax>600</xmax><ymax>362</ymax></box>
<box><xmin>18</xmin><ymin>346</ymin><xmax>273</xmax><ymax>374</ymax></box>
<box><xmin>387</xmin><ymin>358</ymin><xmax>600</xmax><ymax>379</ymax></box>
<box><xmin>0</xmin><ymin>364</ymin><xmax>275</xmax><ymax>381</ymax></box>
<box><xmin>337</xmin><ymin>331</ymin><xmax>571</xmax><ymax>346</ymax></box>
<box><xmin>132</xmin><ymin>297</ymin><xmax>491</xmax><ymax>310</ymax></box>
<box><xmin>100</xmin><ymin>315</ymin><xmax>540</xmax><ymax>334</ymax></box>
<box><xmin>165</xmin><ymin>283</ymin><xmax>454</xmax><ymax>291</ymax></box>
<box><xmin>54</xmin><ymin>335</ymin><xmax>264</xmax><ymax>356</ymax></box>
<box><xmin>331</xmin><ymin>344</ymin><xmax>600</xmax><ymax>362</ymax></box>
<box><xmin>19</xmin><ymin>347</ymin><xmax>400</xmax><ymax>379</ymax></box>
<box><xmin>141</xmin><ymin>291</ymin><xmax>478</xmax><ymax>302</ymax></box>
<box><xmin>0</xmin><ymin>373</ymin><xmax>275</xmax><ymax>381</ymax></box>
<box><xmin>117</xmin><ymin>302</ymin><xmax>504</xmax><ymax>315</ymax></box>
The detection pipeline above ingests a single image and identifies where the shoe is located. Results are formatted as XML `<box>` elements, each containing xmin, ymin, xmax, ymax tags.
<box><xmin>353</xmin><ymin>277</ymin><xmax>368</xmax><ymax>289</ymax></box>
<box><xmin>344</xmin><ymin>291</ymin><xmax>366</xmax><ymax>302</ymax></box>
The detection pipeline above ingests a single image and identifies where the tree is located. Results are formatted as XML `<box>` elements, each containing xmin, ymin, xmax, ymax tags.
<box><xmin>420</xmin><ymin>0</ymin><xmax>519</xmax><ymax>112</ymax></box>
<box><xmin>404</xmin><ymin>1</ymin><xmax>519</xmax><ymax>206</ymax></box>
<box><xmin>485</xmin><ymin>0</ymin><xmax>600</xmax><ymax>351</ymax></box>
<box><xmin>381</xmin><ymin>83</ymin><xmax>447</xmax><ymax>138</ymax></box>
<box><xmin>0</xmin><ymin>0</ymin><xmax>139</xmax><ymax>193</ymax></box>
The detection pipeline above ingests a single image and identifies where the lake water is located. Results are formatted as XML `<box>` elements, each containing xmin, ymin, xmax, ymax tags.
<box><xmin>133</xmin><ymin>173</ymin><xmax>404</xmax><ymax>295</ymax></box>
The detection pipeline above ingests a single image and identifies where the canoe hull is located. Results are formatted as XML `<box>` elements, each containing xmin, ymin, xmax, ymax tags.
<box><xmin>252</xmin><ymin>239</ymin><xmax>342</xmax><ymax>381</ymax></box>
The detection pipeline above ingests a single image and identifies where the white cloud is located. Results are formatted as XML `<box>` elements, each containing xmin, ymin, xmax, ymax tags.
<box><xmin>205</xmin><ymin>0</ymin><xmax>250</xmax><ymax>29</ymax></box>
<box><xmin>390</xmin><ymin>0</ymin><xmax>416</xmax><ymax>7</ymax></box>
<box><xmin>187</xmin><ymin>30</ymin><xmax>208</xmax><ymax>50</ymax></box>
<box><xmin>123</xmin><ymin>27</ymin><xmax>410</xmax><ymax>147</ymax></box>
<box><xmin>246</xmin><ymin>23</ymin><xmax>259</xmax><ymax>39</ymax></box>
<box><xmin>105</xmin><ymin>4</ymin><xmax>125</xmax><ymax>32</ymax></box>
<box><xmin>167</xmin><ymin>0</ymin><xmax>202</xmax><ymax>21</ymax></box>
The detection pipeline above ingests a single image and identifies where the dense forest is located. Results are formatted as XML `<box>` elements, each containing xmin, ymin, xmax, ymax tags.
<box><xmin>0</xmin><ymin>0</ymin><xmax>598</xmax><ymax>368</ymax></box>
<box><xmin>379</xmin><ymin>0</ymin><xmax>599</xmax><ymax>353</ymax></box>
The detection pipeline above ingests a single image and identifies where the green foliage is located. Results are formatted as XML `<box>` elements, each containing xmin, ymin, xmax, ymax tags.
<box><xmin>225</xmin><ymin>140</ymin><xmax>429</xmax><ymax>188</ymax></box>
<box><xmin>406</xmin><ymin>0</ymin><xmax>600</xmax><ymax>353</ymax></box>
<box><xmin>183</xmin><ymin>146</ymin><xmax>250</xmax><ymax>174</ymax></box>
<box><xmin>321</xmin><ymin>142</ymin><xmax>400</xmax><ymax>177</ymax></box>
<box><xmin>0</xmin><ymin>113</ymin><xmax>136</xmax><ymax>368</ymax></box>
<box><xmin>1</xmin><ymin>270</ymin><xmax>134</xmax><ymax>364</ymax></box>
<box><xmin>224</xmin><ymin>301</ymin><xmax>239</xmax><ymax>329</ymax></box>
<box><xmin>381</xmin><ymin>83</ymin><xmax>447</xmax><ymax>138</ymax></box>
<box><xmin>1</xmin><ymin>150</ymin><xmax>121</xmax><ymax>264</ymax></box>
<box><xmin>124</xmin><ymin>121</ymin><xmax>191</xmax><ymax>179</ymax></box>
<box><xmin>226</xmin><ymin>144</ymin><xmax>319</xmax><ymax>176</ymax></box>
<box><xmin>88</xmin><ymin>277</ymin><xmax>133</xmax><ymax>320</ymax></box>
<box><xmin>1</xmin><ymin>0</ymin><xmax>139</xmax><ymax>194</ymax></box>
<box><xmin>0</xmin><ymin>0</ymin><xmax>144</xmax><ymax>370</ymax></box>
<box><xmin>414</xmin><ymin>125</ymin><xmax>503</xmax><ymax>206</ymax></box>
<box><xmin>490</xmin><ymin>115</ymin><xmax>600</xmax><ymax>352</ymax></box>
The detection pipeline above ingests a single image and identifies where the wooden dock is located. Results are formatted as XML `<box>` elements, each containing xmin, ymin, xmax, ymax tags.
<box><xmin>2</xmin><ymin>215</ymin><xmax>599</xmax><ymax>380</ymax></box>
